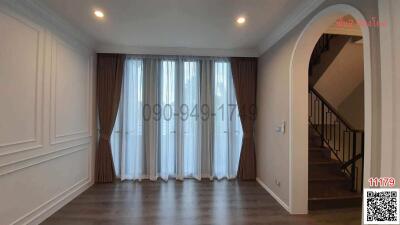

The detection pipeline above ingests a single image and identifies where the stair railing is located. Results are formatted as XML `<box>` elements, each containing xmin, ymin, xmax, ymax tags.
<box><xmin>308</xmin><ymin>34</ymin><xmax>335</xmax><ymax>77</ymax></box>
<box><xmin>309</xmin><ymin>88</ymin><xmax>364</xmax><ymax>192</ymax></box>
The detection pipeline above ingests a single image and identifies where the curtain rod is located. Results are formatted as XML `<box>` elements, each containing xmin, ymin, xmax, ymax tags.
<box><xmin>125</xmin><ymin>54</ymin><xmax>232</xmax><ymax>61</ymax></box>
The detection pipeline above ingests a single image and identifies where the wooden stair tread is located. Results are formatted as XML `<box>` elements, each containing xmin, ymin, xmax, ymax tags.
<box><xmin>309</xmin><ymin>146</ymin><xmax>329</xmax><ymax>151</ymax></box>
<box><xmin>309</xmin><ymin>181</ymin><xmax>357</xmax><ymax>198</ymax></box>
<box><xmin>309</xmin><ymin>195</ymin><xmax>361</xmax><ymax>201</ymax></box>
<box><xmin>309</xmin><ymin>188</ymin><xmax>360</xmax><ymax>198</ymax></box>
<box><xmin>309</xmin><ymin>171</ymin><xmax>348</xmax><ymax>182</ymax></box>
<box><xmin>309</xmin><ymin>160</ymin><xmax>339</xmax><ymax>165</ymax></box>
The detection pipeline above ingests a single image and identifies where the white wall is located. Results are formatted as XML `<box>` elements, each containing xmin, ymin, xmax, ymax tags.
<box><xmin>0</xmin><ymin>1</ymin><xmax>96</xmax><ymax>224</ymax></box>
<box><xmin>256</xmin><ymin>34</ymin><xmax>293</xmax><ymax>206</ymax></box>
<box><xmin>315</xmin><ymin>42</ymin><xmax>364</xmax><ymax>108</ymax></box>
<box><xmin>256</xmin><ymin>0</ymin><xmax>380</xmax><ymax>211</ymax></box>
<box><xmin>379</xmin><ymin>0</ymin><xmax>400</xmax><ymax>182</ymax></box>
<box><xmin>314</xmin><ymin>41</ymin><xmax>365</xmax><ymax>130</ymax></box>
<box><xmin>338</xmin><ymin>81</ymin><xmax>365</xmax><ymax>130</ymax></box>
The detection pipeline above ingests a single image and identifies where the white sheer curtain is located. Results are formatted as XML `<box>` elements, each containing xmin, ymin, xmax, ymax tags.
<box><xmin>213</xmin><ymin>62</ymin><xmax>242</xmax><ymax>179</ymax></box>
<box><xmin>159</xmin><ymin>60</ymin><xmax>178</xmax><ymax>179</ymax></box>
<box><xmin>112</xmin><ymin>56</ymin><xmax>243</xmax><ymax>181</ymax></box>
<box><xmin>111</xmin><ymin>59</ymin><xmax>145</xmax><ymax>180</ymax></box>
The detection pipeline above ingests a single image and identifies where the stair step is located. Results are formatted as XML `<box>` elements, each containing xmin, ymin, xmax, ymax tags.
<box><xmin>309</xmin><ymin>176</ymin><xmax>348</xmax><ymax>182</ymax></box>
<box><xmin>309</xmin><ymin>180</ymin><xmax>354</xmax><ymax>198</ymax></box>
<box><xmin>309</xmin><ymin>162</ymin><xmax>341</xmax><ymax>173</ymax></box>
<box><xmin>309</xmin><ymin>167</ymin><xmax>348</xmax><ymax>181</ymax></box>
<box><xmin>309</xmin><ymin>139</ymin><xmax>323</xmax><ymax>147</ymax></box>
<box><xmin>309</xmin><ymin>160</ymin><xmax>339</xmax><ymax>165</ymax></box>
<box><xmin>309</xmin><ymin>159</ymin><xmax>333</xmax><ymax>166</ymax></box>
<box><xmin>309</xmin><ymin>149</ymin><xmax>331</xmax><ymax>159</ymax></box>
<box><xmin>308</xmin><ymin>131</ymin><xmax>320</xmax><ymax>137</ymax></box>
<box><xmin>308</xmin><ymin>133</ymin><xmax>321</xmax><ymax>140</ymax></box>
<box><xmin>308</xmin><ymin>121</ymin><xmax>361</xmax><ymax>210</ymax></box>
<box><xmin>309</xmin><ymin>195</ymin><xmax>362</xmax><ymax>210</ymax></box>
<box><xmin>308</xmin><ymin>150</ymin><xmax>331</xmax><ymax>161</ymax></box>
<box><xmin>309</xmin><ymin>173</ymin><xmax>348</xmax><ymax>182</ymax></box>
<box><xmin>309</xmin><ymin>146</ymin><xmax>329</xmax><ymax>151</ymax></box>
<box><xmin>309</xmin><ymin>153</ymin><xmax>329</xmax><ymax>162</ymax></box>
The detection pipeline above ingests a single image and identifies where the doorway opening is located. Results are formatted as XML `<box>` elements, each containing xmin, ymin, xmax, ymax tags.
<box><xmin>307</xmin><ymin>15</ymin><xmax>364</xmax><ymax>210</ymax></box>
<box><xmin>289</xmin><ymin>4</ymin><xmax>374</xmax><ymax>215</ymax></box>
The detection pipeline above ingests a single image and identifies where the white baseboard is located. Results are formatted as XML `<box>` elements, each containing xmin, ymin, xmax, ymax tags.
<box><xmin>11</xmin><ymin>178</ymin><xmax>93</xmax><ymax>225</ymax></box>
<box><xmin>256</xmin><ymin>177</ymin><xmax>291</xmax><ymax>213</ymax></box>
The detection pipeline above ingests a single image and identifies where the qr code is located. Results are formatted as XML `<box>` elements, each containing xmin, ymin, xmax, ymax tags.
<box><xmin>364</xmin><ymin>188</ymin><xmax>400</xmax><ymax>224</ymax></box>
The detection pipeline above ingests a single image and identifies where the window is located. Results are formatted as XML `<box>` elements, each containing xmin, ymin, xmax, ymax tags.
<box><xmin>111</xmin><ymin>57</ymin><xmax>242</xmax><ymax>180</ymax></box>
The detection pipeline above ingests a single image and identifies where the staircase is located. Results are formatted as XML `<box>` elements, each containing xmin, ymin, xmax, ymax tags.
<box><xmin>308</xmin><ymin>125</ymin><xmax>362</xmax><ymax>210</ymax></box>
<box><xmin>308</xmin><ymin>33</ymin><xmax>364</xmax><ymax>210</ymax></box>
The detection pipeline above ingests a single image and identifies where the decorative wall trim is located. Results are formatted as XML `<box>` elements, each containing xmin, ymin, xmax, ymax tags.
<box><xmin>0</xmin><ymin>9</ymin><xmax>45</xmax><ymax>156</ymax></box>
<box><xmin>11</xmin><ymin>178</ymin><xmax>92</xmax><ymax>225</ymax></box>
<box><xmin>0</xmin><ymin>143</ymin><xmax>89</xmax><ymax>177</ymax></box>
<box><xmin>258</xmin><ymin>0</ymin><xmax>326</xmax><ymax>55</ymax></box>
<box><xmin>0</xmin><ymin>0</ymin><xmax>96</xmax><ymax>51</ymax></box>
<box><xmin>49</xmin><ymin>37</ymin><xmax>92</xmax><ymax>145</ymax></box>
<box><xmin>256</xmin><ymin>177</ymin><xmax>291</xmax><ymax>213</ymax></box>
<box><xmin>0</xmin><ymin>2</ymin><xmax>96</xmax><ymax>225</ymax></box>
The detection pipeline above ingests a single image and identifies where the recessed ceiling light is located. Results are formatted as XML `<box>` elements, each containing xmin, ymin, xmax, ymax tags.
<box><xmin>236</xmin><ymin>16</ymin><xmax>246</xmax><ymax>24</ymax></box>
<box><xmin>94</xmin><ymin>10</ymin><xmax>104</xmax><ymax>18</ymax></box>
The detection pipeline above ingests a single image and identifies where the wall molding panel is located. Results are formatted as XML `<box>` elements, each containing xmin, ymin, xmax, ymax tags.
<box><xmin>0</xmin><ymin>3</ymin><xmax>95</xmax><ymax>225</ymax></box>
<box><xmin>0</xmin><ymin>143</ymin><xmax>90</xmax><ymax>177</ymax></box>
<box><xmin>0</xmin><ymin>9</ymin><xmax>45</xmax><ymax>157</ymax></box>
<box><xmin>11</xmin><ymin>178</ymin><xmax>92</xmax><ymax>225</ymax></box>
<box><xmin>49</xmin><ymin>36</ymin><xmax>93</xmax><ymax>145</ymax></box>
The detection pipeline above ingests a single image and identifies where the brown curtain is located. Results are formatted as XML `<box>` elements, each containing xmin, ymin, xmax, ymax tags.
<box><xmin>231</xmin><ymin>57</ymin><xmax>257</xmax><ymax>180</ymax></box>
<box><xmin>95</xmin><ymin>53</ymin><xmax>126</xmax><ymax>183</ymax></box>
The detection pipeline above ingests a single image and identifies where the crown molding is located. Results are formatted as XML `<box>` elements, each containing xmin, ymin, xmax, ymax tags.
<box><xmin>257</xmin><ymin>0</ymin><xmax>326</xmax><ymax>55</ymax></box>
<box><xmin>0</xmin><ymin>0</ymin><xmax>97</xmax><ymax>51</ymax></box>
<box><xmin>97</xmin><ymin>44</ymin><xmax>259</xmax><ymax>57</ymax></box>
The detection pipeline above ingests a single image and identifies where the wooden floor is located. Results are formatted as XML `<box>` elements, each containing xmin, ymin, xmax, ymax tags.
<box><xmin>41</xmin><ymin>180</ymin><xmax>361</xmax><ymax>225</ymax></box>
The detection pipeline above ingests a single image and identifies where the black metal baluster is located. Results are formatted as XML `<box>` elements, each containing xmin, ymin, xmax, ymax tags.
<box><xmin>342</xmin><ymin>130</ymin><xmax>345</xmax><ymax>161</ymax></box>
<box><xmin>347</xmin><ymin>131</ymin><xmax>351</xmax><ymax>163</ymax></box>
<box><xmin>330</xmin><ymin>112</ymin><xmax>333</xmax><ymax>143</ymax></box>
<box><xmin>338</xmin><ymin>122</ymin><xmax>341</xmax><ymax>156</ymax></box>
<box><xmin>333</xmin><ymin>119</ymin><xmax>337</xmax><ymax>150</ymax></box>
<box><xmin>321</xmin><ymin>103</ymin><xmax>324</xmax><ymax>146</ymax></box>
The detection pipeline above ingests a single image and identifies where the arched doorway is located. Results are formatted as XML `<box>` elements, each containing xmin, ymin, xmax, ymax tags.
<box><xmin>289</xmin><ymin>4</ymin><xmax>375</xmax><ymax>215</ymax></box>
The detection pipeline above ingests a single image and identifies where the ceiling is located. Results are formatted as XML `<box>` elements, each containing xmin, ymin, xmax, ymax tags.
<box><xmin>37</xmin><ymin>0</ymin><xmax>319</xmax><ymax>54</ymax></box>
